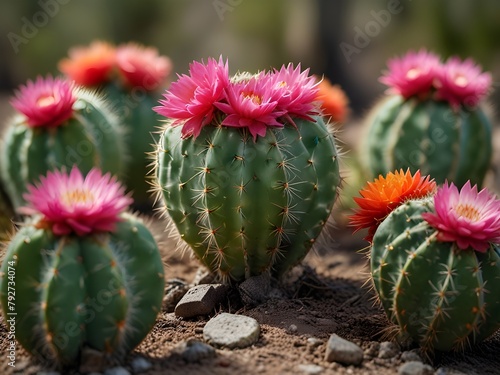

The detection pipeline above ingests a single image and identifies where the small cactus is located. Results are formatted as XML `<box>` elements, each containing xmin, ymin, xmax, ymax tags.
<box><xmin>59</xmin><ymin>41</ymin><xmax>172</xmax><ymax>209</ymax></box>
<box><xmin>361</xmin><ymin>50</ymin><xmax>493</xmax><ymax>188</ymax></box>
<box><xmin>0</xmin><ymin>76</ymin><xmax>125</xmax><ymax>209</ymax></box>
<box><xmin>153</xmin><ymin>58</ymin><xmax>341</xmax><ymax>282</ymax></box>
<box><xmin>352</xmin><ymin>171</ymin><xmax>500</xmax><ymax>353</ymax></box>
<box><xmin>0</xmin><ymin>167</ymin><xmax>164</xmax><ymax>365</ymax></box>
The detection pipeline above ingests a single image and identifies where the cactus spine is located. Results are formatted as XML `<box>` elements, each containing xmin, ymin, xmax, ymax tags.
<box><xmin>371</xmin><ymin>198</ymin><xmax>500</xmax><ymax>352</ymax></box>
<box><xmin>362</xmin><ymin>96</ymin><xmax>492</xmax><ymax>188</ymax></box>
<box><xmin>0</xmin><ymin>212</ymin><xmax>164</xmax><ymax>364</ymax></box>
<box><xmin>0</xmin><ymin>89</ymin><xmax>124</xmax><ymax>208</ymax></box>
<box><xmin>156</xmin><ymin>115</ymin><xmax>340</xmax><ymax>282</ymax></box>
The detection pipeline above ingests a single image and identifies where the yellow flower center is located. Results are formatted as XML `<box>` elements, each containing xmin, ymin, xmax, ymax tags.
<box><xmin>242</xmin><ymin>91</ymin><xmax>262</xmax><ymax>105</ymax></box>
<box><xmin>454</xmin><ymin>74</ymin><xmax>468</xmax><ymax>87</ymax></box>
<box><xmin>62</xmin><ymin>189</ymin><xmax>94</xmax><ymax>206</ymax></box>
<box><xmin>455</xmin><ymin>203</ymin><xmax>480</xmax><ymax>222</ymax></box>
<box><xmin>37</xmin><ymin>95</ymin><xmax>57</xmax><ymax>108</ymax></box>
<box><xmin>406</xmin><ymin>68</ymin><xmax>421</xmax><ymax>80</ymax></box>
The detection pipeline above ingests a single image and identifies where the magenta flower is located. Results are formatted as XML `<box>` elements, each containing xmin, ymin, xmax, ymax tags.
<box><xmin>10</xmin><ymin>76</ymin><xmax>76</xmax><ymax>128</ymax></box>
<box><xmin>215</xmin><ymin>74</ymin><xmax>285</xmax><ymax>141</ymax></box>
<box><xmin>269</xmin><ymin>63</ymin><xmax>319</xmax><ymax>121</ymax></box>
<box><xmin>379</xmin><ymin>49</ymin><xmax>441</xmax><ymax>98</ymax></box>
<box><xmin>116</xmin><ymin>43</ymin><xmax>172</xmax><ymax>91</ymax></box>
<box><xmin>154</xmin><ymin>56</ymin><xmax>229</xmax><ymax>138</ymax></box>
<box><xmin>19</xmin><ymin>166</ymin><xmax>132</xmax><ymax>236</ymax></box>
<box><xmin>422</xmin><ymin>181</ymin><xmax>500</xmax><ymax>252</ymax></box>
<box><xmin>435</xmin><ymin>57</ymin><xmax>491</xmax><ymax>109</ymax></box>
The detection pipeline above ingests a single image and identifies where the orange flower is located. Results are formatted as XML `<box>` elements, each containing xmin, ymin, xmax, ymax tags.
<box><xmin>316</xmin><ymin>77</ymin><xmax>349</xmax><ymax>123</ymax></box>
<box><xmin>350</xmin><ymin>169</ymin><xmax>436</xmax><ymax>242</ymax></box>
<box><xmin>58</xmin><ymin>41</ymin><xmax>116</xmax><ymax>87</ymax></box>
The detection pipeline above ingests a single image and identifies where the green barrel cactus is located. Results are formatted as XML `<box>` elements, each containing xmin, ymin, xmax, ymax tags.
<box><xmin>58</xmin><ymin>41</ymin><xmax>172</xmax><ymax>209</ymax></box>
<box><xmin>0</xmin><ymin>167</ymin><xmax>164</xmax><ymax>365</ymax></box>
<box><xmin>361</xmin><ymin>49</ymin><xmax>493</xmax><ymax>188</ymax></box>
<box><xmin>153</xmin><ymin>58</ymin><xmax>341</xmax><ymax>282</ymax></box>
<box><xmin>371</xmin><ymin>196</ymin><xmax>500</xmax><ymax>352</ymax></box>
<box><xmin>0</xmin><ymin>76</ymin><xmax>124</xmax><ymax>208</ymax></box>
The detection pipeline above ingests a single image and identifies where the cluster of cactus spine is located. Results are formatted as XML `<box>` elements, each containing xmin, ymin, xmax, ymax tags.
<box><xmin>363</xmin><ymin>96</ymin><xmax>492</xmax><ymax>187</ymax></box>
<box><xmin>0</xmin><ymin>89</ymin><xmax>124</xmax><ymax>208</ymax></box>
<box><xmin>371</xmin><ymin>198</ymin><xmax>500</xmax><ymax>352</ymax></box>
<box><xmin>0</xmin><ymin>212</ymin><xmax>164</xmax><ymax>364</ymax></box>
<box><xmin>155</xmin><ymin>115</ymin><xmax>340</xmax><ymax>282</ymax></box>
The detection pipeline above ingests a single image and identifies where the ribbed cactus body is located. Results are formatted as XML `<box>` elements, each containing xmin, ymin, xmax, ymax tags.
<box><xmin>371</xmin><ymin>198</ymin><xmax>500</xmax><ymax>352</ymax></box>
<box><xmin>0</xmin><ymin>213</ymin><xmax>164</xmax><ymax>364</ymax></box>
<box><xmin>156</xmin><ymin>116</ymin><xmax>340</xmax><ymax>281</ymax></box>
<box><xmin>363</xmin><ymin>96</ymin><xmax>492</xmax><ymax>187</ymax></box>
<box><xmin>104</xmin><ymin>83</ymin><xmax>160</xmax><ymax>208</ymax></box>
<box><xmin>0</xmin><ymin>90</ymin><xmax>124</xmax><ymax>208</ymax></box>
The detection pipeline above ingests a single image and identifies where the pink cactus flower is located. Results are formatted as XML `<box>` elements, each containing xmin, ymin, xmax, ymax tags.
<box><xmin>269</xmin><ymin>63</ymin><xmax>319</xmax><ymax>121</ymax></box>
<box><xmin>154</xmin><ymin>56</ymin><xmax>229</xmax><ymax>138</ymax></box>
<box><xmin>422</xmin><ymin>181</ymin><xmax>500</xmax><ymax>252</ymax></box>
<box><xmin>20</xmin><ymin>166</ymin><xmax>132</xmax><ymax>236</ymax></box>
<box><xmin>215</xmin><ymin>74</ymin><xmax>285</xmax><ymax>141</ymax></box>
<box><xmin>11</xmin><ymin>76</ymin><xmax>76</xmax><ymax>128</ymax></box>
<box><xmin>379</xmin><ymin>49</ymin><xmax>441</xmax><ymax>98</ymax></box>
<box><xmin>116</xmin><ymin>43</ymin><xmax>172</xmax><ymax>91</ymax></box>
<box><xmin>58</xmin><ymin>41</ymin><xmax>116</xmax><ymax>87</ymax></box>
<box><xmin>435</xmin><ymin>56</ymin><xmax>491</xmax><ymax>109</ymax></box>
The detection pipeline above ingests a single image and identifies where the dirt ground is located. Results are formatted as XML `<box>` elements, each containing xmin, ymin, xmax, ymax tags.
<box><xmin>1</xmin><ymin>95</ymin><xmax>500</xmax><ymax>374</ymax></box>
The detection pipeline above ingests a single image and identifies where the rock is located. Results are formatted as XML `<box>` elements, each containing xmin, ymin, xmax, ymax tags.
<box><xmin>174</xmin><ymin>284</ymin><xmax>228</xmax><ymax>318</ymax></box>
<box><xmin>130</xmin><ymin>356</ymin><xmax>152</xmax><ymax>372</ymax></box>
<box><xmin>288</xmin><ymin>324</ymin><xmax>298</xmax><ymax>333</ymax></box>
<box><xmin>378</xmin><ymin>341</ymin><xmax>400</xmax><ymax>359</ymax></box>
<box><xmin>324</xmin><ymin>334</ymin><xmax>363</xmax><ymax>366</ymax></box>
<box><xmin>307</xmin><ymin>337</ymin><xmax>323</xmax><ymax>348</ymax></box>
<box><xmin>79</xmin><ymin>347</ymin><xmax>107</xmax><ymax>373</ymax></box>
<box><xmin>364</xmin><ymin>341</ymin><xmax>380</xmax><ymax>358</ymax></box>
<box><xmin>203</xmin><ymin>313</ymin><xmax>260</xmax><ymax>349</ymax></box>
<box><xmin>104</xmin><ymin>367</ymin><xmax>130</xmax><ymax>375</ymax></box>
<box><xmin>401</xmin><ymin>349</ymin><xmax>422</xmax><ymax>363</ymax></box>
<box><xmin>238</xmin><ymin>273</ymin><xmax>271</xmax><ymax>305</ymax></box>
<box><xmin>398</xmin><ymin>361</ymin><xmax>434</xmax><ymax>375</ymax></box>
<box><xmin>173</xmin><ymin>338</ymin><xmax>216</xmax><ymax>363</ymax></box>
<box><xmin>297</xmin><ymin>364</ymin><xmax>324</xmax><ymax>374</ymax></box>
<box><xmin>163</xmin><ymin>278</ymin><xmax>190</xmax><ymax>312</ymax></box>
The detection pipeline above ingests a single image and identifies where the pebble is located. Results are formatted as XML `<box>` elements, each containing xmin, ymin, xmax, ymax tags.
<box><xmin>378</xmin><ymin>341</ymin><xmax>400</xmax><ymax>359</ymax></box>
<box><xmin>307</xmin><ymin>337</ymin><xmax>323</xmax><ymax>348</ymax></box>
<box><xmin>104</xmin><ymin>367</ymin><xmax>130</xmax><ymax>375</ymax></box>
<box><xmin>324</xmin><ymin>334</ymin><xmax>363</xmax><ymax>366</ymax></box>
<box><xmin>203</xmin><ymin>313</ymin><xmax>260</xmax><ymax>349</ymax></box>
<box><xmin>238</xmin><ymin>273</ymin><xmax>271</xmax><ymax>305</ymax></box>
<box><xmin>297</xmin><ymin>364</ymin><xmax>324</xmax><ymax>374</ymax></box>
<box><xmin>130</xmin><ymin>356</ymin><xmax>152</xmax><ymax>372</ymax></box>
<box><xmin>173</xmin><ymin>338</ymin><xmax>216</xmax><ymax>363</ymax></box>
<box><xmin>398</xmin><ymin>361</ymin><xmax>434</xmax><ymax>375</ymax></box>
<box><xmin>288</xmin><ymin>324</ymin><xmax>298</xmax><ymax>333</ymax></box>
<box><xmin>401</xmin><ymin>349</ymin><xmax>422</xmax><ymax>363</ymax></box>
<box><xmin>175</xmin><ymin>284</ymin><xmax>228</xmax><ymax>318</ymax></box>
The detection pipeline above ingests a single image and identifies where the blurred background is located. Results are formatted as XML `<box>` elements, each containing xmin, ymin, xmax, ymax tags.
<box><xmin>0</xmin><ymin>0</ymin><xmax>499</xmax><ymax>201</ymax></box>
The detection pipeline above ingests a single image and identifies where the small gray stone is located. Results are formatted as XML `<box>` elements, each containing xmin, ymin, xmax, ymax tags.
<box><xmin>173</xmin><ymin>339</ymin><xmax>216</xmax><ymax>363</ymax></box>
<box><xmin>401</xmin><ymin>349</ymin><xmax>422</xmax><ymax>363</ymax></box>
<box><xmin>104</xmin><ymin>367</ymin><xmax>130</xmax><ymax>375</ymax></box>
<box><xmin>238</xmin><ymin>273</ymin><xmax>271</xmax><ymax>305</ymax></box>
<box><xmin>130</xmin><ymin>356</ymin><xmax>152</xmax><ymax>372</ymax></box>
<box><xmin>203</xmin><ymin>313</ymin><xmax>260</xmax><ymax>349</ymax></box>
<box><xmin>324</xmin><ymin>334</ymin><xmax>363</xmax><ymax>366</ymax></box>
<box><xmin>79</xmin><ymin>347</ymin><xmax>107</xmax><ymax>373</ymax></box>
<box><xmin>307</xmin><ymin>337</ymin><xmax>323</xmax><ymax>348</ymax></box>
<box><xmin>175</xmin><ymin>284</ymin><xmax>228</xmax><ymax>318</ymax></box>
<box><xmin>288</xmin><ymin>324</ymin><xmax>298</xmax><ymax>333</ymax></box>
<box><xmin>378</xmin><ymin>341</ymin><xmax>400</xmax><ymax>359</ymax></box>
<box><xmin>398</xmin><ymin>361</ymin><xmax>433</xmax><ymax>375</ymax></box>
<box><xmin>297</xmin><ymin>364</ymin><xmax>324</xmax><ymax>374</ymax></box>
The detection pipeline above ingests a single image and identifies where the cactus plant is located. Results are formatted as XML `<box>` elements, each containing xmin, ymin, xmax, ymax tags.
<box><xmin>0</xmin><ymin>76</ymin><xmax>124</xmax><ymax>209</ymax></box>
<box><xmin>0</xmin><ymin>167</ymin><xmax>164</xmax><ymax>365</ymax></box>
<box><xmin>153</xmin><ymin>58</ymin><xmax>341</xmax><ymax>282</ymax></box>
<box><xmin>361</xmin><ymin>50</ymin><xmax>493</xmax><ymax>188</ymax></box>
<box><xmin>352</xmin><ymin>171</ymin><xmax>500</xmax><ymax>352</ymax></box>
<box><xmin>59</xmin><ymin>41</ymin><xmax>172</xmax><ymax>209</ymax></box>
